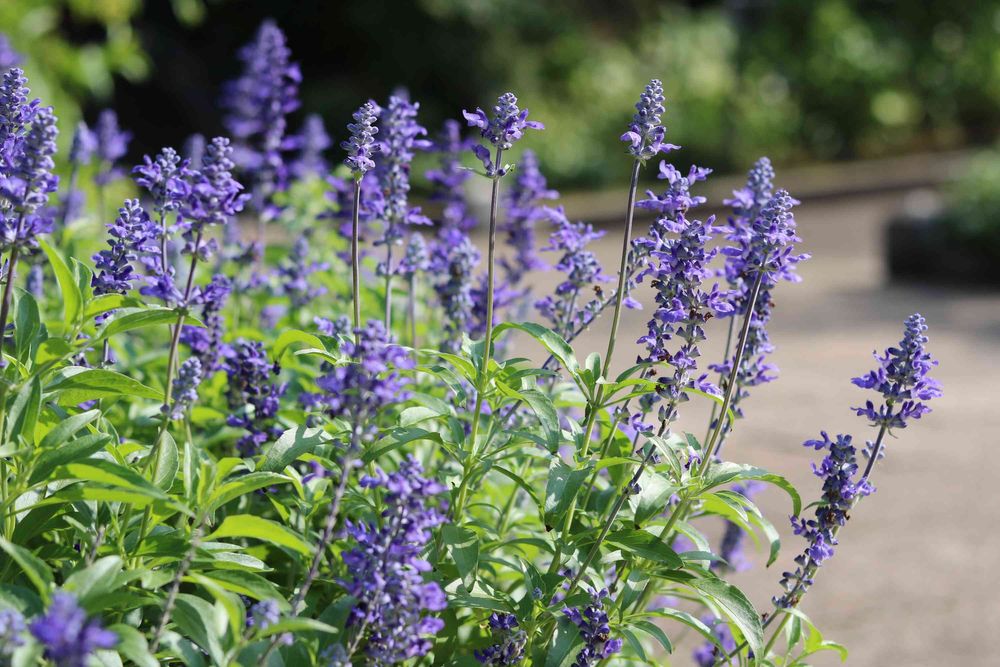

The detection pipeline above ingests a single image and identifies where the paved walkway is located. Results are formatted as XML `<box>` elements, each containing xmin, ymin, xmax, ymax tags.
<box><xmin>492</xmin><ymin>187</ymin><xmax>998</xmax><ymax>665</ymax></box>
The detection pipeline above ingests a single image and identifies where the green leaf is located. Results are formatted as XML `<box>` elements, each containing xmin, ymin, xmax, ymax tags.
<box><xmin>363</xmin><ymin>427</ymin><xmax>443</xmax><ymax>463</ymax></box>
<box><xmin>30</xmin><ymin>434</ymin><xmax>113</xmax><ymax>484</ymax></box>
<box><xmin>153</xmin><ymin>432</ymin><xmax>179</xmax><ymax>491</ymax></box>
<box><xmin>493</xmin><ymin>322</ymin><xmax>579</xmax><ymax>377</ymax></box>
<box><xmin>84</xmin><ymin>294</ymin><xmax>142</xmax><ymax>319</ymax></box>
<box><xmin>207</xmin><ymin>514</ymin><xmax>312</xmax><ymax>556</ymax></box>
<box><xmin>651</xmin><ymin>608</ymin><xmax>727</xmax><ymax>653</ymax></box>
<box><xmin>543</xmin><ymin>460</ymin><xmax>592</xmax><ymax>530</ymax></box>
<box><xmin>272</xmin><ymin>329</ymin><xmax>325</xmax><ymax>360</ymax></box>
<box><xmin>14</xmin><ymin>290</ymin><xmax>40</xmax><ymax>363</ymax></box>
<box><xmin>690</xmin><ymin>576</ymin><xmax>763</xmax><ymax>657</ymax></box>
<box><xmin>63</xmin><ymin>556</ymin><xmax>123</xmax><ymax>603</ymax></box>
<box><xmin>495</xmin><ymin>383</ymin><xmax>561</xmax><ymax>450</ymax></box>
<box><xmin>38</xmin><ymin>409</ymin><xmax>100</xmax><ymax>449</ymax></box>
<box><xmin>110</xmin><ymin>624</ymin><xmax>158</xmax><ymax>667</ymax></box>
<box><xmin>5</xmin><ymin>375</ymin><xmax>41</xmax><ymax>444</ymax></box>
<box><xmin>701</xmin><ymin>462</ymin><xmax>802</xmax><ymax>516</ymax></box>
<box><xmin>0</xmin><ymin>538</ymin><xmax>53</xmax><ymax>601</ymax></box>
<box><xmin>634</xmin><ymin>619</ymin><xmax>673</xmax><ymax>654</ymax></box>
<box><xmin>199</xmin><ymin>570</ymin><xmax>286</xmax><ymax>607</ymax></box>
<box><xmin>57</xmin><ymin>460</ymin><xmax>169</xmax><ymax>500</ymax></box>
<box><xmin>260</xmin><ymin>426</ymin><xmax>330</xmax><ymax>472</ymax></box>
<box><xmin>605</xmin><ymin>529</ymin><xmax>683</xmax><ymax>567</ymax></box>
<box><xmin>441</xmin><ymin>524</ymin><xmax>479</xmax><ymax>588</ymax></box>
<box><xmin>256</xmin><ymin>617</ymin><xmax>340</xmax><ymax>638</ymax></box>
<box><xmin>46</xmin><ymin>367</ymin><xmax>162</xmax><ymax>405</ymax></box>
<box><xmin>172</xmin><ymin>593</ymin><xmax>225</xmax><ymax>665</ymax></box>
<box><xmin>40</xmin><ymin>238</ymin><xmax>82</xmax><ymax>327</ymax></box>
<box><xmin>542</xmin><ymin>616</ymin><xmax>583</xmax><ymax>667</ymax></box>
<box><xmin>96</xmin><ymin>308</ymin><xmax>204</xmax><ymax>340</ymax></box>
<box><xmin>628</xmin><ymin>469</ymin><xmax>677</xmax><ymax>526</ymax></box>
<box><xmin>206</xmin><ymin>472</ymin><xmax>292</xmax><ymax>513</ymax></box>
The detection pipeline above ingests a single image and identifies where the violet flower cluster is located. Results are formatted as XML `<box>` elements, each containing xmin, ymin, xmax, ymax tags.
<box><xmin>775</xmin><ymin>315</ymin><xmax>939</xmax><ymax>609</ymax></box>
<box><xmin>341</xmin><ymin>456</ymin><xmax>447</xmax><ymax>664</ymax></box>
<box><xmin>431</xmin><ymin>228</ymin><xmax>481</xmax><ymax>352</ymax></box>
<box><xmin>427</xmin><ymin>119</ymin><xmax>476</xmax><ymax>233</ymax></box>
<box><xmin>463</xmin><ymin>92</ymin><xmax>543</xmax><ymax>176</ymax></box>
<box><xmin>621</xmin><ymin>79</ymin><xmax>675</xmax><ymax>162</ymax></box>
<box><xmin>179</xmin><ymin>136</ymin><xmax>248</xmax><ymax>258</ymax></box>
<box><xmin>500</xmin><ymin>149</ymin><xmax>556</xmax><ymax>285</ymax></box>
<box><xmin>635</xmin><ymin>161</ymin><xmax>730</xmax><ymax>428</ymax></box>
<box><xmin>474</xmin><ymin>612</ymin><xmax>527</xmax><ymax>666</ymax></box>
<box><xmin>398</xmin><ymin>232</ymin><xmax>430</xmax><ymax>279</ymax></box>
<box><xmin>0</xmin><ymin>33</ymin><xmax>21</xmax><ymax>69</ymax></box>
<box><xmin>133</xmin><ymin>146</ymin><xmax>191</xmax><ymax>218</ymax></box>
<box><xmin>342</xmin><ymin>101</ymin><xmax>380</xmax><ymax>177</ymax></box>
<box><xmin>534</xmin><ymin>206</ymin><xmax>608</xmax><ymax>340</ymax></box>
<box><xmin>0</xmin><ymin>607</ymin><xmax>26</xmax><ymax>655</ymax></box>
<box><xmin>223</xmin><ymin>20</ymin><xmax>300</xmax><ymax>210</ymax></box>
<box><xmin>29</xmin><ymin>592</ymin><xmax>117</xmax><ymax>667</ymax></box>
<box><xmin>773</xmin><ymin>432</ymin><xmax>873</xmax><ymax>608</ymax></box>
<box><xmin>562</xmin><ymin>588</ymin><xmax>623</xmax><ymax>667</ymax></box>
<box><xmin>852</xmin><ymin>313</ymin><xmax>942</xmax><ymax>432</ymax></box>
<box><xmin>0</xmin><ymin>68</ymin><xmax>58</xmax><ymax>250</ymax></box>
<box><xmin>691</xmin><ymin>616</ymin><xmax>736</xmax><ymax>667</ymax></box>
<box><xmin>276</xmin><ymin>235</ymin><xmax>329</xmax><ymax>308</ymax></box>
<box><xmin>303</xmin><ymin>320</ymin><xmax>414</xmax><ymax>445</ymax></box>
<box><xmin>180</xmin><ymin>274</ymin><xmax>232</xmax><ymax>374</ymax></box>
<box><xmin>711</xmin><ymin>159</ymin><xmax>806</xmax><ymax>419</ymax></box>
<box><xmin>93</xmin><ymin>110</ymin><xmax>131</xmax><ymax>186</ymax></box>
<box><xmin>91</xmin><ymin>199</ymin><xmax>159</xmax><ymax>297</ymax></box>
<box><xmin>376</xmin><ymin>94</ymin><xmax>431</xmax><ymax>259</ymax></box>
<box><xmin>288</xmin><ymin>113</ymin><xmax>330</xmax><ymax>179</ymax></box>
<box><xmin>224</xmin><ymin>340</ymin><xmax>287</xmax><ymax>456</ymax></box>
<box><xmin>167</xmin><ymin>357</ymin><xmax>203</xmax><ymax>420</ymax></box>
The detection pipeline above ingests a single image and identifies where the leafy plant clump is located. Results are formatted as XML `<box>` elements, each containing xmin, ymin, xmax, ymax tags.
<box><xmin>0</xmin><ymin>22</ymin><xmax>940</xmax><ymax>667</ymax></box>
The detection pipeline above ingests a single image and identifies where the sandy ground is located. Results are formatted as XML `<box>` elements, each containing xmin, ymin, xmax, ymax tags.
<box><xmin>490</xmin><ymin>187</ymin><xmax>999</xmax><ymax>665</ymax></box>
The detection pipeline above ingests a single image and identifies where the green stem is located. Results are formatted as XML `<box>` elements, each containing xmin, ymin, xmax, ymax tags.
<box><xmin>547</xmin><ymin>158</ymin><xmax>642</xmax><ymax>574</ymax></box>
<box><xmin>408</xmin><ymin>273</ymin><xmax>417</xmax><ymax>348</ymax></box>
<box><xmin>452</xmin><ymin>147</ymin><xmax>504</xmax><ymax>523</ymax></box>
<box><xmin>351</xmin><ymin>177</ymin><xmax>363</xmax><ymax>344</ymax></box>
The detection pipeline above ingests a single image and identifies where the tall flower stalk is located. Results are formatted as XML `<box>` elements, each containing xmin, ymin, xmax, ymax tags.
<box><xmin>717</xmin><ymin>314</ymin><xmax>940</xmax><ymax>663</ymax></box>
<box><xmin>451</xmin><ymin>92</ymin><xmax>542</xmax><ymax>521</ymax></box>
<box><xmin>342</xmin><ymin>101</ymin><xmax>380</xmax><ymax>341</ymax></box>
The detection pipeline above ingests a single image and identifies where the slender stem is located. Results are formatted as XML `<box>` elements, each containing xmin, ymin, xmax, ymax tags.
<box><xmin>715</xmin><ymin>423</ymin><xmax>891</xmax><ymax>665</ymax></box>
<box><xmin>149</xmin><ymin>518</ymin><xmax>205</xmax><ymax>652</ymax></box>
<box><xmin>408</xmin><ymin>274</ymin><xmax>417</xmax><ymax>348</ymax></box>
<box><xmin>705</xmin><ymin>317</ymin><xmax>736</xmax><ymax>445</ymax></box>
<box><xmin>260</xmin><ymin>453</ymin><xmax>355</xmax><ymax>664</ymax></box>
<box><xmin>351</xmin><ymin>178</ymin><xmax>363</xmax><ymax>344</ymax></box>
<box><xmin>453</xmin><ymin>147</ymin><xmax>504</xmax><ymax>523</ymax></box>
<box><xmin>547</xmin><ymin>158</ymin><xmax>643</xmax><ymax>574</ymax></box>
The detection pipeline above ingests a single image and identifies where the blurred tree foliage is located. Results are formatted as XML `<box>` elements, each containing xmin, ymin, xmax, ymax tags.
<box><xmin>4</xmin><ymin>0</ymin><xmax>1000</xmax><ymax>187</ymax></box>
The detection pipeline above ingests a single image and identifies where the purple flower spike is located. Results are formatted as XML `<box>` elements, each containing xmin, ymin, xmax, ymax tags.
<box><xmin>427</xmin><ymin>119</ymin><xmax>477</xmax><ymax>232</ymax></box>
<box><xmin>179</xmin><ymin>136</ymin><xmax>248</xmax><ymax>257</ymax></box>
<box><xmin>475</xmin><ymin>612</ymin><xmax>527</xmax><ymax>665</ymax></box>
<box><xmin>92</xmin><ymin>199</ymin><xmax>159</xmax><ymax>297</ymax></box>
<box><xmin>342</xmin><ymin>101</ymin><xmax>380</xmax><ymax>176</ymax></box>
<box><xmin>0</xmin><ymin>607</ymin><xmax>26</xmax><ymax>654</ymax></box>
<box><xmin>534</xmin><ymin>206</ymin><xmax>608</xmax><ymax>339</ymax></box>
<box><xmin>133</xmin><ymin>147</ymin><xmax>192</xmax><ymax>216</ymax></box>
<box><xmin>852</xmin><ymin>313</ymin><xmax>941</xmax><ymax>432</ymax></box>
<box><xmin>431</xmin><ymin>228</ymin><xmax>480</xmax><ymax>352</ymax></box>
<box><xmin>774</xmin><ymin>432</ymin><xmax>873</xmax><ymax>608</ymax></box>
<box><xmin>29</xmin><ymin>592</ymin><xmax>117</xmax><ymax>667</ymax></box>
<box><xmin>223</xmin><ymin>19</ymin><xmax>300</xmax><ymax>208</ymax></box>
<box><xmin>464</xmin><ymin>92</ymin><xmax>543</xmax><ymax>176</ymax></box>
<box><xmin>288</xmin><ymin>113</ymin><xmax>331</xmax><ymax>179</ymax></box>
<box><xmin>621</xmin><ymin>79</ymin><xmax>677</xmax><ymax>161</ymax></box>
<box><xmin>0</xmin><ymin>33</ymin><xmax>22</xmax><ymax>69</ymax></box>
<box><xmin>501</xmin><ymin>149</ymin><xmax>557</xmax><ymax>285</ymax></box>
<box><xmin>167</xmin><ymin>357</ymin><xmax>202</xmax><ymax>420</ymax></box>
<box><xmin>342</xmin><ymin>456</ymin><xmax>447</xmax><ymax>664</ymax></box>
<box><xmin>93</xmin><ymin>109</ymin><xmax>131</xmax><ymax>186</ymax></box>
<box><xmin>377</xmin><ymin>94</ymin><xmax>432</xmax><ymax>255</ymax></box>
<box><xmin>562</xmin><ymin>588</ymin><xmax>622</xmax><ymax>667</ymax></box>
<box><xmin>224</xmin><ymin>340</ymin><xmax>287</xmax><ymax>456</ymax></box>
<box><xmin>181</xmin><ymin>274</ymin><xmax>232</xmax><ymax>374</ymax></box>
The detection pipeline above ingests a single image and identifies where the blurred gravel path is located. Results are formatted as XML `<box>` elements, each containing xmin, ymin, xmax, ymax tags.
<box><xmin>485</xmin><ymin>187</ymin><xmax>998</xmax><ymax>665</ymax></box>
